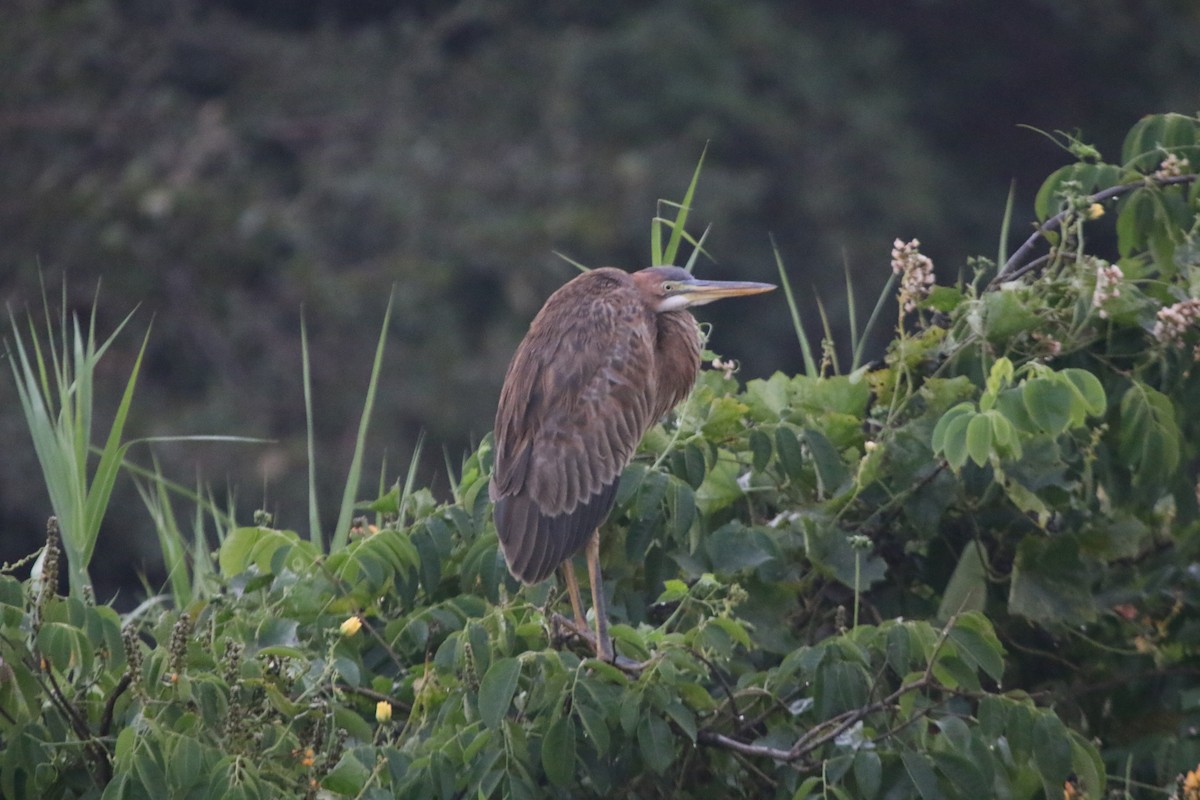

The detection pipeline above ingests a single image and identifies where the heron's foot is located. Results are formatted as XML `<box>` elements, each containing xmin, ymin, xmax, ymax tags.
<box><xmin>549</xmin><ymin>613</ymin><xmax>646</xmax><ymax>674</ymax></box>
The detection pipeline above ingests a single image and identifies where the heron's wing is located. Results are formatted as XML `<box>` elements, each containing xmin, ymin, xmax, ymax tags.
<box><xmin>491</xmin><ymin>272</ymin><xmax>657</xmax><ymax>583</ymax></box>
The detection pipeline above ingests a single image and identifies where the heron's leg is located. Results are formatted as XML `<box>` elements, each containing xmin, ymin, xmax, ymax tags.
<box><xmin>559</xmin><ymin>560</ymin><xmax>587</xmax><ymax>632</ymax></box>
<box><xmin>585</xmin><ymin>530</ymin><xmax>613</xmax><ymax>662</ymax></box>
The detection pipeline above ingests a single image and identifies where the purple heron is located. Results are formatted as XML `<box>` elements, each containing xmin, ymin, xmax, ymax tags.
<box><xmin>490</xmin><ymin>265</ymin><xmax>774</xmax><ymax>660</ymax></box>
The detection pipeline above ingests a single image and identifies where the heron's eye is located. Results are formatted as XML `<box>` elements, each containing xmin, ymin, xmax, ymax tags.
<box><xmin>662</xmin><ymin>281</ymin><xmax>677</xmax><ymax>292</ymax></box>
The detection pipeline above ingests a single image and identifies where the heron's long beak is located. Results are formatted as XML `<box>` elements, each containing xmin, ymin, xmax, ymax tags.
<box><xmin>677</xmin><ymin>278</ymin><xmax>776</xmax><ymax>306</ymax></box>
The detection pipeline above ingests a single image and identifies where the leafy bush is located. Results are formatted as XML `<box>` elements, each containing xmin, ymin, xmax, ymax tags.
<box><xmin>3</xmin><ymin>113</ymin><xmax>1200</xmax><ymax>799</ymax></box>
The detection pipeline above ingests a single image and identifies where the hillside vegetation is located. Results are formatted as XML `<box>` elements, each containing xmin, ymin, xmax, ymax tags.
<box><xmin>2</xmin><ymin>113</ymin><xmax>1200</xmax><ymax>798</ymax></box>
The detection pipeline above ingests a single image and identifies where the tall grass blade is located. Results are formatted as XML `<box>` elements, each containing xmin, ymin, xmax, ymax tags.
<box><xmin>843</xmin><ymin>256</ymin><xmax>859</xmax><ymax>366</ymax></box>
<box><xmin>814</xmin><ymin>293</ymin><xmax>840</xmax><ymax>375</ymax></box>
<box><xmin>7</xmin><ymin>298</ymin><xmax>145</xmax><ymax>597</ymax></box>
<box><xmin>397</xmin><ymin>431</ymin><xmax>426</xmax><ymax>525</ymax></box>
<box><xmin>997</xmin><ymin>180</ymin><xmax>1016</xmax><ymax>270</ymax></box>
<box><xmin>79</xmin><ymin>328</ymin><xmax>149</xmax><ymax>584</ymax></box>
<box><xmin>770</xmin><ymin>236</ymin><xmax>819</xmax><ymax>376</ymax></box>
<box><xmin>300</xmin><ymin>310</ymin><xmax>322</xmax><ymax>547</ymax></box>
<box><xmin>133</xmin><ymin>457</ymin><xmax>192</xmax><ymax>607</ymax></box>
<box><xmin>657</xmin><ymin>143</ymin><xmax>708</xmax><ymax>266</ymax></box>
<box><xmin>331</xmin><ymin>287</ymin><xmax>395</xmax><ymax>551</ymax></box>
<box><xmin>852</xmin><ymin>271</ymin><xmax>899</xmax><ymax>371</ymax></box>
<box><xmin>552</xmin><ymin>251</ymin><xmax>590</xmax><ymax>273</ymax></box>
<box><xmin>681</xmin><ymin>224</ymin><xmax>712</xmax><ymax>275</ymax></box>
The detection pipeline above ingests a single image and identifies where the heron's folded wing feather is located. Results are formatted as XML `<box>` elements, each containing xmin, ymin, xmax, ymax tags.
<box><xmin>490</xmin><ymin>271</ymin><xmax>657</xmax><ymax>581</ymax></box>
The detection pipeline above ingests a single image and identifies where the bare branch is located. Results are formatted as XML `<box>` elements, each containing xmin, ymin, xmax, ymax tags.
<box><xmin>993</xmin><ymin>174</ymin><xmax>1196</xmax><ymax>287</ymax></box>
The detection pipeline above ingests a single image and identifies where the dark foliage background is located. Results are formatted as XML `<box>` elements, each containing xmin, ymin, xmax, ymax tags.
<box><xmin>3</xmin><ymin>0</ymin><xmax>1199</xmax><ymax>600</ymax></box>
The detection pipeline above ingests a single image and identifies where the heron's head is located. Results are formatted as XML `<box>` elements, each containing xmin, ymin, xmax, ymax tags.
<box><xmin>633</xmin><ymin>266</ymin><xmax>775</xmax><ymax>312</ymax></box>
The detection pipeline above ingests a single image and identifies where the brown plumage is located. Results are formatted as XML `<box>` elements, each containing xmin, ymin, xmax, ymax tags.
<box><xmin>490</xmin><ymin>265</ymin><xmax>774</xmax><ymax>659</ymax></box>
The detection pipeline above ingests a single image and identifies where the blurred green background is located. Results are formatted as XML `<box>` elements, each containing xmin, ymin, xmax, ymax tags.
<box><xmin>3</xmin><ymin>0</ymin><xmax>1199</xmax><ymax>601</ymax></box>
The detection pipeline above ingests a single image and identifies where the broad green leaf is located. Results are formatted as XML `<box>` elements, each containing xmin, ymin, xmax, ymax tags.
<box><xmin>983</xmin><ymin>290</ymin><xmax>1041</xmax><ymax>344</ymax></box>
<box><xmin>706</xmin><ymin>522</ymin><xmax>776</xmax><ymax>572</ymax></box>
<box><xmin>1118</xmin><ymin>382</ymin><xmax>1180</xmax><ymax>488</ymax></box>
<box><xmin>169</xmin><ymin>736</ymin><xmax>205</xmax><ymax>792</ymax></box>
<box><xmin>938</xmin><ymin>541</ymin><xmax>988</xmax><ymax>620</ymax></box>
<box><xmin>853</xmin><ymin>750</ymin><xmax>882</xmax><ymax>798</ymax></box>
<box><xmin>804</xmin><ymin>428</ymin><xmax>849</xmax><ymax>493</ymax></box>
<box><xmin>931</xmin><ymin>402</ymin><xmax>974</xmax><ymax>454</ymax></box>
<box><xmin>965</xmin><ymin>413</ymin><xmax>993</xmax><ymax>467</ymax></box>
<box><xmin>323</xmin><ymin>752</ymin><xmax>372</xmax><ymax>796</ymax></box>
<box><xmin>948</xmin><ymin>612</ymin><xmax>1005</xmax><ymax>683</ymax></box>
<box><xmin>218</xmin><ymin>526</ymin><xmax>301</xmax><ymax>577</ymax></box>
<box><xmin>1060</xmin><ymin>368</ymin><xmax>1106</xmax><ymax>416</ymax></box>
<box><xmin>1032</xmin><ymin>713</ymin><xmax>1072</xmax><ymax>794</ymax></box>
<box><xmin>775</xmin><ymin>425</ymin><xmax>805</xmax><ymax>481</ymax></box>
<box><xmin>932</xmin><ymin>750</ymin><xmax>989</xmax><ymax>798</ymax></box>
<box><xmin>36</xmin><ymin>621</ymin><xmax>93</xmax><ymax>674</ymax></box>
<box><xmin>636</xmin><ymin>715</ymin><xmax>674</xmax><ymax>775</ymax></box>
<box><xmin>694</xmin><ymin>457</ymin><xmax>742</xmax><ymax>515</ymax></box>
<box><xmin>575</xmin><ymin>701</ymin><xmax>610</xmax><ymax>757</ymax></box>
<box><xmin>1009</xmin><ymin>536</ymin><xmax>1097</xmax><ymax>624</ymax></box>
<box><xmin>749</xmin><ymin>429</ymin><xmax>773</xmax><ymax>472</ymax></box>
<box><xmin>1022</xmin><ymin>378</ymin><xmax>1073</xmax><ymax>435</ymax></box>
<box><xmin>901</xmin><ymin>751</ymin><xmax>945</xmax><ymax>800</ymax></box>
<box><xmin>939</xmin><ymin>410</ymin><xmax>974</xmax><ymax>470</ymax></box>
<box><xmin>1033</xmin><ymin>162</ymin><xmax>1124</xmax><ymax>221</ymax></box>
<box><xmin>1122</xmin><ymin>112</ymin><xmax>1199</xmax><ymax>170</ymax></box>
<box><xmin>542</xmin><ymin>716</ymin><xmax>576</xmax><ymax>788</ymax></box>
<box><xmin>478</xmin><ymin>657</ymin><xmax>522</xmax><ymax>730</ymax></box>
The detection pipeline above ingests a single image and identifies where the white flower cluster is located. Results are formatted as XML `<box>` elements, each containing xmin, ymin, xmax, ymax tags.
<box><xmin>1154</xmin><ymin>152</ymin><xmax>1190</xmax><ymax>179</ymax></box>
<box><xmin>1153</xmin><ymin>297</ymin><xmax>1200</xmax><ymax>348</ymax></box>
<box><xmin>1090</xmin><ymin>262</ymin><xmax>1123</xmax><ymax>318</ymax></box>
<box><xmin>891</xmin><ymin>238</ymin><xmax>935</xmax><ymax>313</ymax></box>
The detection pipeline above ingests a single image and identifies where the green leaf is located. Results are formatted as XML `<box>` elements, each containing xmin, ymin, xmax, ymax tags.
<box><xmin>965</xmin><ymin>413</ymin><xmax>993</xmax><ymax>467</ymax></box>
<box><xmin>938</xmin><ymin>540</ymin><xmax>988</xmax><ymax>620</ymax></box>
<box><xmin>542</xmin><ymin>716</ymin><xmax>576</xmax><ymax>788</ymax></box>
<box><xmin>983</xmin><ymin>290</ymin><xmax>1041</xmax><ymax>344</ymax></box>
<box><xmin>931</xmin><ymin>402</ymin><xmax>974</xmax><ymax>454</ymax></box>
<box><xmin>706</xmin><ymin>522</ymin><xmax>776</xmax><ymax>572</ymax></box>
<box><xmin>1009</xmin><ymin>536</ymin><xmax>1096</xmax><ymax>624</ymax></box>
<box><xmin>1034</xmin><ymin>162</ymin><xmax>1125</xmax><ymax>220</ymax></box>
<box><xmin>1022</xmin><ymin>378</ymin><xmax>1073</xmax><ymax>435</ymax></box>
<box><xmin>575</xmin><ymin>701</ymin><xmax>610</xmax><ymax>757</ymax></box>
<box><xmin>1060</xmin><ymin>369</ymin><xmax>1106</xmax><ymax>416</ymax></box>
<box><xmin>218</xmin><ymin>526</ymin><xmax>301</xmax><ymax>577</ymax></box>
<box><xmin>775</xmin><ymin>425</ymin><xmax>805</xmax><ymax>480</ymax></box>
<box><xmin>169</xmin><ymin>736</ymin><xmax>205</xmax><ymax>792</ymax></box>
<box><xmin>804</xmin><ymin>428</ymin><xmax>849</xmax><ymax>493</ymax></box>
<box><xmin>932</xmin><ymin>750</ymin><xmax>989</xmax><ymax>798</ymax></box>
<box><xmin>1032</xmin><ymin>713</ymin><xmax>1072</xmax><ymax>793</ymax></box>
<box><xmin>1122</xmin><ymin>112</ymin><xmax>1199</xmax><ymax>169</ymax></box>
<box><xmin>948</xmin><ymin>612</ymin><xmax>1006</xmax><ymax>683</ymax></box>
<box><xmin>36</xmin><ymin>621</ymin><xmax>93</xmax><ymax>674</ymax></box>
<box><xmin>662</xmin><ymin>699</ymin><xmax>697</xmax><ymax>742</ymax></box>
<box><xmin>939</xmin><ymin>410</ymin><xmax>974</xmax><ymax>470</ymax></box>
<box><xmin>323</xmin><ymin>752</ymin><xmax>373</xmax><ymax>796</ymax></box>
<box><xmin>636</xmin><ymin>715</ymin><xmax>674</xmax><ymax>775</ymax></box>
<box><xmin>749</xmin><ymin>429</ymin><xmax>773</xmax><ymax>472</ymax></box>
<box><xmin>1118</xmin><ymin>382</ymin><xmax>1180</xmax><ymax>488</ymax></box>
<box><xmin>901</xmin><ymin>751</ymin><xmax>945</xmax><ymax>800</ymax></box>
<box><xmin>853</xmin><ymin>750</ymin><xmax>882</xmax><ymax>799</ymax></box>
<box><xmin>478</xmin><ymin>657</ymin><xmax>522</xmax><ymax>730</ymax></box>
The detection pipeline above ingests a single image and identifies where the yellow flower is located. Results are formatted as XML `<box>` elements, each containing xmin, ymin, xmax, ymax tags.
<box><xmin>375</xmin><ymin>700</ymin><xmax>393</xmax><ymax>723</ymax></box>
<box><xmin>339</xmin><ymin>616</ymin><xmax>363</xmax><ymax>637</ymax></box>
<box><xmin>1183</xmin><ymin>764</ymin><xmax>1200</xmax><ymax>800</ymax></box>
<box><xmin>1088</xmin><ymin>202</ymin><xmax>1105</xmax><ymax>219</ymax></box>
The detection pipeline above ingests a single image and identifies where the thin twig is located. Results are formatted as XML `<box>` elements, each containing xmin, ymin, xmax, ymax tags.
<box><xmin>338</xmin><ymin>683</ymin><xmax>412</xmax><ymax>715</ymax></box>
<box><xmin>99</xmin><ymin>672</ymin><xmax>132</xmax><ymax>737</ymax></box>
<box><xmin>549</xmin><ymin>613</ymin><xmax>649</xmax><ymax>675</ymax></box>
<box><xmin>992</xmin><ymin>174</ymin><xmax>1196</xmax><ymax>287</ymax></box>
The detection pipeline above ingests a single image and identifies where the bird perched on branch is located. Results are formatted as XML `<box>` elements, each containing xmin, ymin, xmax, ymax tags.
<box><xmin>490</xmin><ymin>266</ymin><xmax>774</xmax><ymax>660</ymax></box>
